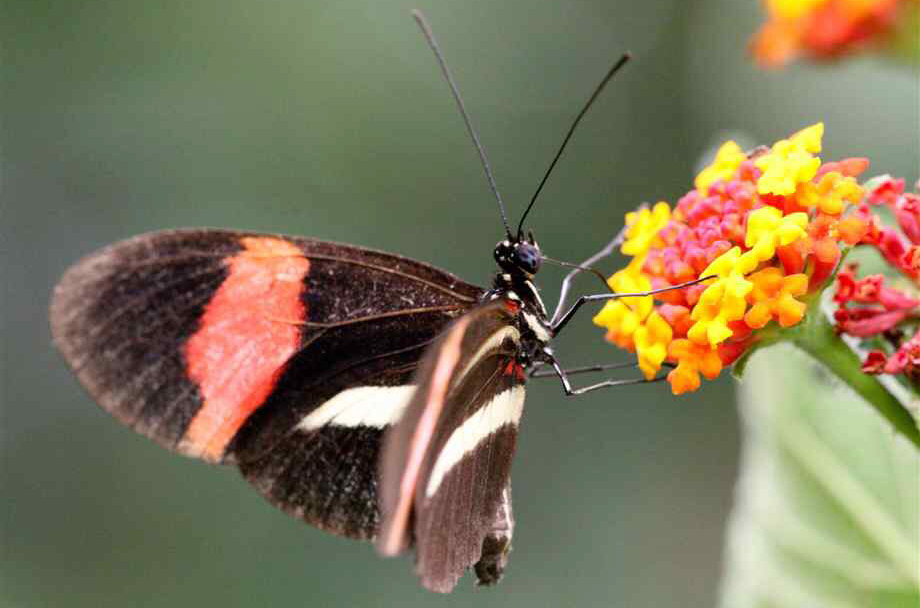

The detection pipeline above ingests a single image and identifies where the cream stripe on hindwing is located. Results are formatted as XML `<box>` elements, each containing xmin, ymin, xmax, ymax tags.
<box><xmin>424</xmin><ymin>385</ymin><xmax>525</xmax><ymax>498</ymax></box>
<box><xmin>296</xmin><ymin>386</ymin><xmax>417</xmax><ymax>430</ymax></box>
<box><xmin>455</xmin><ymin>326</ymin><xmax>520</xmax><ymax>384</ymax></box>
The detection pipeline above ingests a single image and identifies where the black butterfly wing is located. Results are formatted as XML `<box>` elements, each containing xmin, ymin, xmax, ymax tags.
<box><xmin>51</xmin><ymin>229</ymin><xmax>482</xmax><ymax>539</ymax></box>
<box><xmin>377</xmin><ymin>300</ymin><xmax>526</xmax><ymax>592</ymax></box>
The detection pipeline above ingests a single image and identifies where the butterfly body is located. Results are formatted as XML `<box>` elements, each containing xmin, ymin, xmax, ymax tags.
<box><xmin>51</xmin><ymin>227</ymin><xmax>554</xmax><ymax>590</ymax></box>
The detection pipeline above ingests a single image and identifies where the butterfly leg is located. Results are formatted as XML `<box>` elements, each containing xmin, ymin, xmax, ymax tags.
<box><xmin>540</xmin><ymin>353</ymin><xmax>668</xmax><ymax>396</ymax></box>
<box><xmin>551</xmin><ymin>274</ymin><xmax>713</xmax><ymax>336</ymax></box>
<box><xmin>529</xmin><ymin>360</ymin><xmax>637</xmax><ymax>378</ymax></box>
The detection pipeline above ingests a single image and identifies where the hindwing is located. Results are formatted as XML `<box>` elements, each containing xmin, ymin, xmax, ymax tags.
<box><xmin>378</xmin><ymin>300</ymin><xmax>527</xmax><ymax>592</ymax></box>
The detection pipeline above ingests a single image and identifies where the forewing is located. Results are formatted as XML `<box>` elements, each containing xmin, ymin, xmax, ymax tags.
<box><xmin>377</xmin><ymin>301</ymin><xmax>526</xmax><ymax>592</ymax></box>
<box><xmin>51</xmin><ymin>229</ymin><xmax>481</xmax><ymax>538</ymax></box>
<box><xmin>233</xmin><ymin>357</ymin><xmax>419</xmax><ymax>539</ymax></box>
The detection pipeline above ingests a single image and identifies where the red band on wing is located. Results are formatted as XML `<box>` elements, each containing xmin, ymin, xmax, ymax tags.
<box><xmin>181</xmin><ymin>237</ymin><xmax>310</xmax><ymax>462</ymax></box>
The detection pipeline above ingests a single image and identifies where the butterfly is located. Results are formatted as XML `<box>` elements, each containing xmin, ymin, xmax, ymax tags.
<box><xmin>50</xmin><ymin>11</ymin><xmax>700</xmax><ymax>593</ymax></box>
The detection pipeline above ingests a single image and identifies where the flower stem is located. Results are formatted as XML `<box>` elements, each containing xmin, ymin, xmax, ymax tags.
<box><xmin>785</xmin><ymin>299</ymin><xmax>920</xmax><ymax>450</ymax></box>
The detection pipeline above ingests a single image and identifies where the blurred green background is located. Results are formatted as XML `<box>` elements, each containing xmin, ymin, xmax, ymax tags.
<box><xmin>2</xmin><ymin>1</ymin><xmax>916</xmax><ymax>607</ymax></box>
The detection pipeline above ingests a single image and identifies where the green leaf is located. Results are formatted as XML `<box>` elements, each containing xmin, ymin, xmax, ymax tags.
<box><xmin>719</xmin><ymin>344</ymin><xmax>920</xmax><ymax>608</ymax></box>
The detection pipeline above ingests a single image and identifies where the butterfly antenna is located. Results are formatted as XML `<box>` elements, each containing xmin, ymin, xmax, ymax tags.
<box><xmin>517</xmin><ymin>53</ymin><xmax>631</xmax><ymax>238</ymax></box>
<box><xmin>411</xmin><ymin>10</ymin><xmax>513</xmax><ymax>239</ymax></box>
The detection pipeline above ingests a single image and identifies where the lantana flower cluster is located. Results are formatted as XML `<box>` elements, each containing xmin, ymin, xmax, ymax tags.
<box><xmin>751</xmin><ymin>0</ymin><xmax>919</xmax><ymax>67</ymax></box>
<box><xmin>834</xmin><ymin>177</ymin><xmax>920</xmax><ymax>383</ymax></box>
<box><xmin>594</xmin><ymin>123</ymin><xmax>876</xmax><ymax>394</ymax></box>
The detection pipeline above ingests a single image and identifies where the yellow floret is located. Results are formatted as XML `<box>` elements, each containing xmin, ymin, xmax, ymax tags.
<box><xmin>621</xmin><ymin>202</ymin><xmax>671</xmax><ymax>257</ymax></box>
<box><xmin>695</xmin><ymin>141</ymin><xmax>745</xmax><ymax>193</ymax></box>
<box><xmin>634</xmin><ymin>311</ymin><xmax>673</xmax><ymax>379</ymax></box>
<box><xmin>687</xmin><ymin>247</ymin><xmax>760</xmax><ymax>347</ymax></box>
<box><xmin>745</xmin><ymin>207</ymin><xmax>808</xmax><ymax>261</ymax></box>
<box><xmin>592</xmin><ymin>262</ymin><xmax>654</xmax><ymax>348</ymax></box>
<box><xmin>755</xmin><ymin>123</ymin><xmax>824</xmax><ymax>195</ymax></box>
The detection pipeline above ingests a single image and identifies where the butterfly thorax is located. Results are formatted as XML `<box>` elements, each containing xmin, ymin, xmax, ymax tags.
<box><xmin>486</xmin><ymin>237</ymin><xmax>553</xmax><ymax>367</ymax></box>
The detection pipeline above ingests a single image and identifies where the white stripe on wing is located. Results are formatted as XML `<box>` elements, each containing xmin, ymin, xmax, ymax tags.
<box><xmin>424</xmin><ymin>385</ymin><xmax>525</xmax><ymax>498</ymax></box>
<box><xmin>295</xmin><ymin>385</ymin><xmax>417</xmax><ymax>431</ymax></box>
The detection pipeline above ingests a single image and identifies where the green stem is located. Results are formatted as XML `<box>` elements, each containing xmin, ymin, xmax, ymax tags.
<box><xmin>778</xmin><ymin>299</ymin><xmax>920</xmax><ymax>450</ymax></box>
<box><xmin>791</xmin><ymin>319</ymin><xmax>920</xmax><ymax>449</ymax></box>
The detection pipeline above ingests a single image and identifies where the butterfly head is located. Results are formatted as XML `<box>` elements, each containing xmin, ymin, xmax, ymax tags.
<box><xmin>494</xmin><ymin>233</ymin><xmax>542</xmax><ymax>278</ymax></box>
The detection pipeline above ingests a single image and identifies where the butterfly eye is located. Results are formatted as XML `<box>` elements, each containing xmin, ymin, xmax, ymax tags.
<box><xmin>513</xmin><ymin>243</ymin><xmax>542</xmax><ymax>274</ymax></box>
